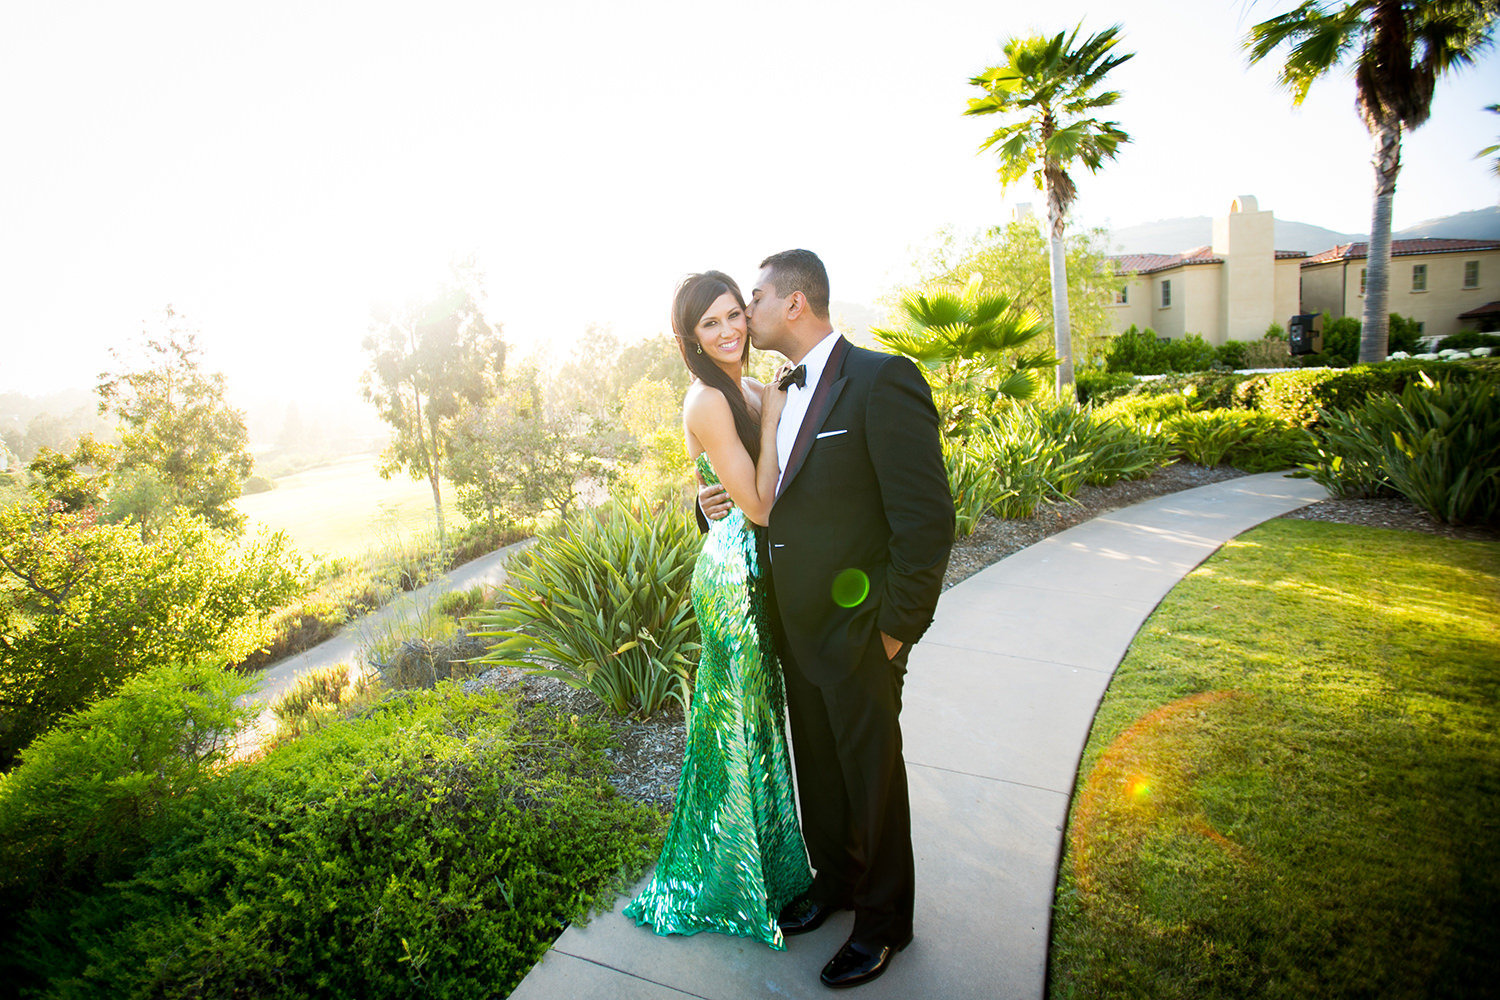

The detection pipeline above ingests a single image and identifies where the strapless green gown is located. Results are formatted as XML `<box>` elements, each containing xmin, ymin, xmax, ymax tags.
<box><xmin>622</xmin><ymin>454</ymin><xmax>812</xmax><ymax>950</ymax></box>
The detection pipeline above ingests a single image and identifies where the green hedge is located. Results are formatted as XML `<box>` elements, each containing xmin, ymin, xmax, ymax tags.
<box><xmin>2</xmin><ymin>675</ymin><xmax>662</xmax><ymax>999</ymax></box>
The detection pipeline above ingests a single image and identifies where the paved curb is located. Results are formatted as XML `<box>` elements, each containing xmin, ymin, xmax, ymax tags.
<box><xmin>507</xmin><ymin>471</ymin><xmax>1328</xmax><ymax>1000</ymax></box>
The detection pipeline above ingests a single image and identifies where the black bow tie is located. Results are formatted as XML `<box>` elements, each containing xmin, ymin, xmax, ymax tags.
<box><xmin>778</xmin><ymin>364</ymin><xmax>807</xmax><ymax>390</ymax></box>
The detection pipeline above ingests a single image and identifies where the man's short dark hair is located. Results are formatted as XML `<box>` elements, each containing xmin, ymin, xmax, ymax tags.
<box><xmin>759</xmin><ymin>249</ymin><xmax>830</xmax><ymax>319</ymax></box>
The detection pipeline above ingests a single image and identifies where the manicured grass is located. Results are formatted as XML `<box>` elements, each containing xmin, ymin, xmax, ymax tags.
<box><xmin>1050</xmin><ymin>519</ymin><xmax>1500</xmax><ymax>1000</ymax></box>
<box><xmin>234</xmin><ymin>454</ymin><xmax>468</xmax><ymax>559</ymax></box>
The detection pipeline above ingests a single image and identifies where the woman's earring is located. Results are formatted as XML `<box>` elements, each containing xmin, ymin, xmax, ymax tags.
<box><xmin>696</xmin><ymin>344</ymin><xmax>703</xmax><ymax>354</ymax></box>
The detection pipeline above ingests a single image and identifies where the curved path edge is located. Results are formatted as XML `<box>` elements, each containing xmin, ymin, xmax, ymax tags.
<box><xmin>236</xmin><ymin>537</ymin><xmax>535</xmax><ymax>731</ymax></box>
<box><xmin>507</xmin><ymin>471</ymin><xmax>1328</xmax><ymax>1000</ymax></box>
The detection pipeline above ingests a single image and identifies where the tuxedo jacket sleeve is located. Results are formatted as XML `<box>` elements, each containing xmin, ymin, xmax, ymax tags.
<box><xmin>865</xmin><ymin>354</ymin><xmax>954</xmax><ymax>646</ymax></box>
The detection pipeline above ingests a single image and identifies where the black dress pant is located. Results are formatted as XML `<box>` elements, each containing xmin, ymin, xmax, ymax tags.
<box><xmin>779</xmin><ymin>633</ymin><xmax>914</xmax><ymax>948</ymax></box>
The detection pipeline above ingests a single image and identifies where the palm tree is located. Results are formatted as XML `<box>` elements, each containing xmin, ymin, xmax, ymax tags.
<box><xmin>965</xmin><ymin>23</ymin><xmax>1133</xmax><ymax>397</ymax></box>
<box><xmin>1478</xmin><ymin>102</ymin><xmax>1500</xmax><ymax>175</ymax></box>
<box><xmin>1247</xmin><ymin>1</ymin><xmax>1497</xmax><ymax>363</ymax></box>
<box><xmin>872</xmin><ymin>273</ymin><xmax>1050</xmax><ymax>437</ymax></box>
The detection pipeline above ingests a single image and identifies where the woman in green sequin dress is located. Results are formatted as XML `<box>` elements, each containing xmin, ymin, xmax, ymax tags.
<box><xmin>623</xmin><ymin>271</ymin><xmax>812</xmax><ymax>950</ymax></box>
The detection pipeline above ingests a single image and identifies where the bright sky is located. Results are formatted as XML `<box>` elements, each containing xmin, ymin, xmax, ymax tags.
<box><xmin>3</xmin><ymin>0</ymin><xmax>1496</xmax><ymax>403</ymax></box>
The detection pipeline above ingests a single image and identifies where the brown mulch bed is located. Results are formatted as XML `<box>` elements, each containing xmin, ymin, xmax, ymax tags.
<box><xmin>467</xmin><ymin>465</ymin><xmax>1497</xmax><ymax>811</ymax></box>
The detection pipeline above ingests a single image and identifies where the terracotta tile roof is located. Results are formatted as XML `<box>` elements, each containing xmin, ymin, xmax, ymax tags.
<box><xmin>1458</xmin><ymin>300</ymin><xmax>1500</xmax><ymax>320</ymax></box>
<box><xmin>1302</xmin><ymin>238</ymin><xmax>1500</xmax><ymax>265</ymax></box>
<box><xmin>1111</xmin><ymin>245</ymin><xmax>1307</xmax><ymax>275</ymax></box>
<box><xmin>1112</xmin><ymin>246</ymin><xmax>1221</xmax><ymax>274</ymax></box>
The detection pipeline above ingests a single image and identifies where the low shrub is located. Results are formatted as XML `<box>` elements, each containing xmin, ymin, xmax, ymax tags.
<box><xmin>469</xmin><ymin>496</ymin><xmax>700</xmax><ymax>717</ymax></box>
<box><xmin>436</xmin><ymin>583</ymin><xmax>489</xmax><ymax>619</ymax></box>
<box><xmin>1162</xmin><ymin>409</ymin><xmax>1314</xmax><ymax>471</ymax></box>
<box><xmin>945</xmin><ymin>439</ymin><xmax>996</xmax><ymax>537</ymax></box>
<box><xmin>269</xmin><ymin>663</ymin><xmax>382</xmax><ymax>744</ymax></box>
<box><xmin>0</xmin><ymin>508</ymin><xmax>301</xmax><ymax>768</ymax></box>
<box><xmin>13</xmin><ymin>684</ymin><xmax>663</xmax><ymax>999</ymax></box>
<box><xmin>1436</xmin><ymin>331</ymin><xmax>1500</xmax><ymax>351</ymax></box>
<box><xmin>1073</xmin><ymin>369</ymin><xmax>1135</xmax><ymax>406</ymax></box>
<box><xmin>0</xmin><ymin>661</ymin><xmax>255</xmax><ymax>939</ymax></box>
<box><xmin>1307</xmin><ymin>375</ymin><xmax>1500</xmax><ymax>524</ymax></box>
<box><xmin>1317</xmin><ymin>312</ymin><xmax>1424</xmax><ymax>364</ymax></box>
<box><xmin>1103</xmin><ymin>326</ymin><xmax>1218</xmax><ymax>375</ymax></box>
<box><xmin>1095</xmin><ymin>391</ymin><xmax>1193</xmax><ymax>425</ymax></box>
<box><xmin>241</xmin><ymin>474</ymin><xmax>276</xmax><ymax>495</ymax></box>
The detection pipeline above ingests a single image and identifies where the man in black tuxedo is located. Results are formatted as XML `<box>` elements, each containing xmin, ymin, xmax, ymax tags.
<box><xmin>702</xmin><ymin>249</ymin><xmax>953</xmax><ymax>988</ymax></box>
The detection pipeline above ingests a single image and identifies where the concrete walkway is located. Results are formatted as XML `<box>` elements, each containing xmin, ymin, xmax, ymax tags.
<box><xmin>507</xmin><ymin>471</ymin><xmax>1328</xmax><ymax>1000</ymax></box>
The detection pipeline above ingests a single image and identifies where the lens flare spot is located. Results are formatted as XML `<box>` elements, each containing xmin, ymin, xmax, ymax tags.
<box><xmin>831</xmin><ymin>568</ymin><xmax>870</xmax><ymax>608</ymax></box>
<box><xmin>1126</xmin><ymin>775</ymin><xmax>1152</xmax><ymax>800</ymax></box>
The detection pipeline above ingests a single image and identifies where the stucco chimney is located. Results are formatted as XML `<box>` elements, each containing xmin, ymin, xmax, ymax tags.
<box><xmin>1212</xmin><ymin>196</ymin><xmax>1275</xmax><ymax>342</ymax></box>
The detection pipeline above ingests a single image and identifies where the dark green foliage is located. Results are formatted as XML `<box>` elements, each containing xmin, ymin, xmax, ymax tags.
<box><xmin>1103</xmin><ymin>327</ymin><xmax>1218</xmax><ymax>375</ymax></box>
<box><xmin>1436</xmin><ymin>330</ymin><xmax>1500</xmax><ymax>351</ymax></box>
<box><xmin>6</xmin><ymin>683</ymin><xmax>662</xmax><ymax>999</ymax></box>
<box><xmin>470</xmin><ymin>496</ymin><xmax>701</xmax><ymax>717</ymax></box>
<box><xmin>1074</xmin><ymin>369</ymin><xmax>1135</xmax><ymax>405</ymax></box>
<box><xmin>0</xmin><ymin>661</ymin><xmax>254</xmax><ymax>908</ymax></box>
<box><xmin>1307</xmin><ymin>376</ymin><xmax>1500</xmax><ymax>524</ymax></box>
<box><xmin>945</xmin><ymin>401</ymin><xmax>1171</xmax><ymax>534</ymax></box>
<box><xmin>1160</xmin><ymin>409</ymin><xmax>1315</xmax><ymax>471</ymax></box>
<box><xmin>1240</xmin><ymin>359</ymin><xmax>1495</xmax><ymax>428</ymax></box>
<box><xmin>241</xmin><ymin>474</ymin><xmax>275</xmax><ymax>494</ymax></box>
<box><xmin>0</xmin><ymin>505</ymin><xmax>302</xmax><ymax>767</ymax></box>
<box><xmin>1317</xmin><ymin>313</ymin><xmax>1423</xmax><ymax>364</ymax></box>
<box><xmin>1213</xmin><ymin>339</ymin><xmax>1248</xmax><ymax>370</ymax></box>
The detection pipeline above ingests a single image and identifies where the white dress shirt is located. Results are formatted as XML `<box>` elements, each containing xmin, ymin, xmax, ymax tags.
<box><xmin>775</xmin><ymin>330</ymin><xmax>841</xmax><ymax>494</ymax></box>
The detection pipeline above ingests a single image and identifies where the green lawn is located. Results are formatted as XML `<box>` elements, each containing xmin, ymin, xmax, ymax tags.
<box><xmin>1050</xmin><ymin>519</ymin><xmax>1500</xmax><ymax>1000</ymax></box>
<box><xmin>234</xmin><ymin>455</ymin><xmax>468</xmax><ymax>560</ymax></box>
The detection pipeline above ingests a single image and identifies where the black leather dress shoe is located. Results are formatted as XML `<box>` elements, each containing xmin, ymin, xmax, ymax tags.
<box><xmin>777</xmin><ymin>894</ymin><xmax>846</xmax><ymax>936</ymax></box>
<box><xmin>819</xmin><ymin>935</ymin><xmax>912</xmax><ymax>989</ymax></box>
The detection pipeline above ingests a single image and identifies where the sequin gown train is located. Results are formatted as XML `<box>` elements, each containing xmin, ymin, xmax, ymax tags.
<box><xmin>623</xmin><ymin>453</ymin><xmax>812</xmax><ymax>950</ymax></box>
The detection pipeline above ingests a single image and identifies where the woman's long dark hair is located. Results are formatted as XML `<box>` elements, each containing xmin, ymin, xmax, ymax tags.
<box><xmin>672</xmin><ymin>271</ymin><xmax>760</xmax><ymax>462</ymax></box>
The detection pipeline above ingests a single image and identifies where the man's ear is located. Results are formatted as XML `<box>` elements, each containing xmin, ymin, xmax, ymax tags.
<box><xmin>787</xmin><ymin>290</ymin><xmax>806</xmax><ymax>322</ymax></box>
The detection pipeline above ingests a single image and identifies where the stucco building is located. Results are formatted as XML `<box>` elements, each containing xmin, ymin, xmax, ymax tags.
<box><xmin>1299</xmin><ymin>238</ymin><xmax>1500</xmax><ymax>339</ymax></box>
<box><xmin>1108</xmin><ymin>196</ymin><xmax>1305</xmax><ymax>345</ymax></box>
<box><xmin>1108</xmin><ymin>197</ymin><xmax>1500</xmax><ymax>344</ymax></box>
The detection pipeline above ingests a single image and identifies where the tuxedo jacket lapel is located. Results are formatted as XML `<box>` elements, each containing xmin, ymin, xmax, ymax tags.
<box><xmin>777</xmin><ymin>336</ymin><xmax>851</xmax><ymax>499</ymax></box>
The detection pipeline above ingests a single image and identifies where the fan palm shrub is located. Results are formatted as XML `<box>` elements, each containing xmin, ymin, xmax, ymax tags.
<box><xmin>873</xmin><ymin>272</ymin><xmax>1051</xmax><ymax>437</ymax></box>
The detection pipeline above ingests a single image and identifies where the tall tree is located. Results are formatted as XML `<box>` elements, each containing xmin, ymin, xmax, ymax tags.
<box><xmin>1247</xmin><ymin>0</ymin><xmax>1497</xmax><ymax>362</ymax></box>
<box><xmin>361</xmin><ymin>269</ymin><xmax>506</xmax><ymax>543</ymax></box>
<box><xmin>965</xmin><ymin>23</ymin><xmax>1133</xmax><ymax>396</ymax></box>
<box><xmin>96</xmin><ymin>308</ymin><xmax>254</xmax><ymax>536</ymax></box>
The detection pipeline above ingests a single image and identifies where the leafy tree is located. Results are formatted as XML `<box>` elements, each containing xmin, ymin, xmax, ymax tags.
<box><xmin>914</xmin><ymin>220</ymin><xmax>1117</xmax><ymax>368</ymax></box>
<box><xmin>24</xmin><ymin>435</ymin><xmax>113</xmax><ymax>513</ymax></box>
<box><xmin>1247</xmin><ymin>1</ymin><xmax>1497</xmax><ymax>362</ymax></box>
<box><xmin>620</xmin><ymin>376</ymin><xmax>693</xmax><ymax>506</ymax></box>
<box><xmin>361</xmin><ymin>270</ymin><xmax>506</xmax><ymax>543</ymax></box>
<box><xmin>0</xmin><ymin>501</ymin><xmax>300</xmax><ymax>768</ymax></box>
<box><xmin>966</xmin><ymin>23</ymin><xmax>1134</xmax><ymax>395</ymax></box>
<box><xmin>873</xmin><ymin>273</ymin><xmax>1051</xmax><ymax>437</ymax></box>
<box><xmin>96</xmin><ymin>308</ymin><xmax>254</xmax><ymax>535</ymax></box>
<box><xmin>445</xmin><ymin>366</ymin><xmax>602</xmax><ymax>529</ymax></box>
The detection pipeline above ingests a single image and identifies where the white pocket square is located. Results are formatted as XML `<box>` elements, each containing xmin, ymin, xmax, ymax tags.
<box><xmin>815</xmin><ymin>429</ymin><xmax>848</xmax><ymax>439</ymax></box>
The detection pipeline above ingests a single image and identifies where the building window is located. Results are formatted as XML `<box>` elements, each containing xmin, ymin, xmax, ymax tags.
<box><xmin>1160</xmin><ymin>280</ymin><xmax>1172</xmax><ymax>308</ymax></box>
<box><xmin>1115</xmin><ymin>285</ymin><xmax>1128</xmax><ymax>304</ymax></box>
<box><xmin>1412</xmin><ymin>264</ymin><xmax>1427</xmax><ymax>292</ymax></box>
<box><xmin>1465</xmin><ymin>260</ymin><xmax>1479</xmax><ymax>288</ymax></box>
<box><xmin>1359</xmin><ymin>268</ymin><xmax>1366</xmax><ymax>295</ymax></box>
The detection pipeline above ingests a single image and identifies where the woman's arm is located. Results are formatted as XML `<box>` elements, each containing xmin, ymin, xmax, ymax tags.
<box><xmin>684</xmin><ymin>384</ymin><xmax>785</xmax><ymax>527</ymax></box>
